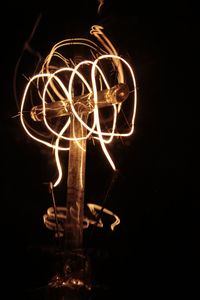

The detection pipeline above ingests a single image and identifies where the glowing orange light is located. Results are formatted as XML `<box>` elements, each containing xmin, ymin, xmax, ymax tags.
<box><xmin>43</xmin><ymin>203</ymin><xmax>120</xmax><ymax>238</ymax></box>
<box><xmin>20</xmin><ymin>25</ymin><xmax>137</xmax><ymax>188</ymax></box>
<box><xmin>20</xmin><ymin>25</ymin><xmax>137</xmax><ymax>237</ymax></box>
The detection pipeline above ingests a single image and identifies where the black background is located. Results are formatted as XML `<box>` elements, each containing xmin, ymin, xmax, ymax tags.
<box><xmin>0</xmin><ymin>1</ymin><xmax>198</xmax><ymax>298</ymax></box>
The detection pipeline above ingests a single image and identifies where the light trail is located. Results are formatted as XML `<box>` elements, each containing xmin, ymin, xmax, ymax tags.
<box><xmin>19</xmin><ymin>25</ymin><xmax>137</xmax><ymax>235</ymax></box>
<box><xmin>20</xmin><ymin>25</ymin><xmax>137</xmax><ymax>187</ymax></box>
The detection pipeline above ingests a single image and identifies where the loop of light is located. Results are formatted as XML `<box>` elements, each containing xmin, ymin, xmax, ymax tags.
<box><xmin>20</xmin><ymin>25</ymin><xmax>137</xmax><ymax>188</ymax></box>
<box><xmin>43</xmin><ymin>203</ymin><xmax>120</xmax><ymax>237</ymax></box>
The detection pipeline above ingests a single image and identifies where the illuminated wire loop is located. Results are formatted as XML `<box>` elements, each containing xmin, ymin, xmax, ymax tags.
<box><xmin>20</xmin><ymin>25</ymin><xmax>137</xmax><ymax>188</ymax></box>
<box><xmin>31</xmin><ymin>83</ymin><xmax>129</xmax><ymax>121</ymax></box>
<box><xmin>43</xmin><ymin>203</ymin><xmax>120</xmax><ymax>238</ymax></box>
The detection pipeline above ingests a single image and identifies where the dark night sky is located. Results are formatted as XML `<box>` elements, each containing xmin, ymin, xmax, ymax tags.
<box><xmin>0</xmin><ymin>1</ymin><xmax>199</xmax><ymax>298</ymax></box>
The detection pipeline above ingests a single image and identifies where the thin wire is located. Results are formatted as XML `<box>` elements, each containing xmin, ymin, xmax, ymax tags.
<box><xmin>85</xmin><ymin>169</ymin><xmax>120</xmax><ymax>249</ymax></box>
<box><xmin>48</xmin><ymin>182</ymin><xmax>62</xmax><ymax>252</ymax></box>
<box><xmin>13</xmin><ymin>13</ymin><xmax>42</xmax><ymax>110</ymax></box>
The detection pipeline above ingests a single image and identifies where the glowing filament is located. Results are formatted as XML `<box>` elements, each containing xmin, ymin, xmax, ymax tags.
<box><xmin>20</xmin><ymin>25</ymin><xmax>137</xmax><ymax>188</ymax></box>
<box><xmin>43</xmin><ymin>202</ymin><xmax>120</xmax><ymax>237</ymax></box>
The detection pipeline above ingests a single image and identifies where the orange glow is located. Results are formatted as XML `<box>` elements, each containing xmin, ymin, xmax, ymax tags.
<box><xmin>20</xmin><ymin>25</ymin><xmax>137</xmax><ymax>188</ymax></box>
<box><xmin>19</xmin><ymin>25</ymin><xmax>137</xmax><ymax>237</ymax></box>
<box><xmin>43</xmin><ymin>202</ymin><xmax>120</xmax><ymax>237</ymax></box>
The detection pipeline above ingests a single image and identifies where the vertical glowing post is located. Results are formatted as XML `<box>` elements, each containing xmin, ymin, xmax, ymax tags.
<box><xmin>65</xmin><ymin>114</ymin><xmax>87</xmax><ymax>252</ymax></box>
